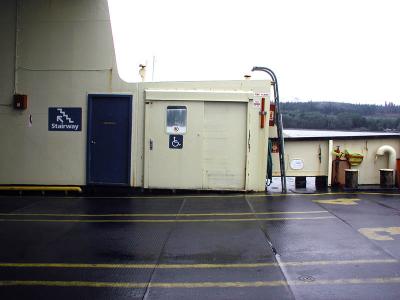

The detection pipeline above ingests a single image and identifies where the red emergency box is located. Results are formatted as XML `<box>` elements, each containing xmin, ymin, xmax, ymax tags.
<box><xmin>13</xmin><ymin>94</ymin><xmax>28</xmax><ymax>110</ymax></box>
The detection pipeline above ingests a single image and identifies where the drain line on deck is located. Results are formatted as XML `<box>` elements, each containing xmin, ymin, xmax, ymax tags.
<box><xmin>244</xmin><ymin>196</ymin><xmax>295</xmax><ymax>298</ymax></box>
<box><xmin>142</xmin><ymin>198</ymin><xmax>187</xmax><ymax>300</ymax></box>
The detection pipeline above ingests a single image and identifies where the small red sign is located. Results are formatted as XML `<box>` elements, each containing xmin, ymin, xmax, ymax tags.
<box><xmin>269</xmin><ymin>103</ymin><xmax>276</xmax><ymax>126</ymax></box>
<box><xmin>271</xmin><ymin>141</ymin><xmax>279</xmax><ymax>153</ymax></box>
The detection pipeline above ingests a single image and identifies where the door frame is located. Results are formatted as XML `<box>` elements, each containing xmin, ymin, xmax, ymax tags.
<box><xmin>86</xmin><ymin>94</ymin><xmax>133</xmax><ymax>186</ymax></box>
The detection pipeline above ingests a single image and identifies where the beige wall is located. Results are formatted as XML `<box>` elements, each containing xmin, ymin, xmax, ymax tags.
<box><xmin>333</xmin><ymin>138</ymin><xmax>399</xmax><ymax>185</ymax></box>
<box><xmin>0</xmin><ymin>0</ymin><xmax>16</xmax><ymax>108</ymax></box>
<box><xmin>0</xmin><ymin>0</ymin><xmax>270</xmax><ymax>190</ymax></box>
<box><xmin>0</xmin><ymin>0</ymin><xmax>119</xmax><ymax>185</ymax></box>
<box><xmin>139</xmin><ymin>81</ymin><xmax>270</xmax><ymax>191</ymax></box>
<box><xmin>137</xmin><ymin>81</ymin><xmax>271</xmax><ymax>189</ymax></box>
<box><xmin>272</xmin><ymin>140</ymin><xmax>329</xmax><ymax>177</ymax></box>
<box><xmin>273</xmin><ymin>138</ymin><xmax>400</xmax><ymax>185</ymax></box>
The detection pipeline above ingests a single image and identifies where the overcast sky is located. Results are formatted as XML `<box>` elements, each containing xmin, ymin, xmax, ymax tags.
<box><xmin>108</xmin><ymin>0</ymin><xmax>400</xmax><ymax>104</ymax></box>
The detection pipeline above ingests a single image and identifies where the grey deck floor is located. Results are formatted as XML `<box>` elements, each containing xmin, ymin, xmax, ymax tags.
<box><xmin>0</xmin><ymin>191</ymin><xmax>400</xmax><ymax>299</ymax></box>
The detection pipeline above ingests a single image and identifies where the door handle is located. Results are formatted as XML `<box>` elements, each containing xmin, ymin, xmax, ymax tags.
<box><xmin>149</xmin><ymin>139</ymin><xmax>153</xmax><ymax>150</ymax></box>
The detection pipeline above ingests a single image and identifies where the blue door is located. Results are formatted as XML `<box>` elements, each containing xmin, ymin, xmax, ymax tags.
<box><xmin>87</xmin><ymin>95</ymin><xmax>132</xmax><ymax>185</ymax></box>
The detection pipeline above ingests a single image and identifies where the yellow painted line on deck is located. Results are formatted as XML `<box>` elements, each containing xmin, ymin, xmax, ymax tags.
<box><xmin>0</xmin><ymin>192</ymin><xmax>399</xmax><ymax>201</ymax></box>
<box><xmin>1</xmin><ymin>277</ymin><xmax>400</xmax><ymax>288</ymax></box>
<box><xmin>0</xmin><ymin>186</ymin><xmax>82</xmax><ymax>192</ymax></box>
<box><xmin>252</xmin><ymin>192</ymin><xmax>400</xmax><ymax>198</ymax></box>
<box><xmin>359</xmin><ymin>227</ymin><xmax>400</xmax><ymax>241</ymax></box>
<box><xmin>313</xmin><ymin>198</ymin><xmax>361</xmax><ymax>205</ymax></box>
<box><xmin>0</xmin><ymin>211</ymin><xmax>329</xmax><ymax>218</ymax></box>
<box><xmin>0</xmin><ymin>259</ymin><xmax>396</xmax><ymax>269</ymax></box>
<box><xmin>4</xmin><ymin>191</ymin><xmax>396</xmax><ymax>200</ymax></box>
<box><xmin>74</xmin><ymin>192</ymin><xmax>354</xmax><ymax>199</ymax></box>
<box><xmin>0</xmin><ymin>216</ymin><xmax>335</xmax><ymax>223</ymax></box>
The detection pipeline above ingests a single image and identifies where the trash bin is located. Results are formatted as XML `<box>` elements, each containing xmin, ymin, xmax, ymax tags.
<box><xmin>345</xmin><ymin>169</ymin><xmax>358</xmax><ymax>189</ymax></box>
<box><xmin>380</xmin><ymin>169</ymin><xmax>394</xmax><ymax>188</ymax></box>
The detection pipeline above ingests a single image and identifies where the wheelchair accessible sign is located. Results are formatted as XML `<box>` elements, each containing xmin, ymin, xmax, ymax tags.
<box><xmin>169</xmin><ymin>135</ymin><xmax>183</xmax><ymax>149</ymax></box>
<box><xmin>48</xmin><ymin>107</ymin><xmax>82</xmax><ymax>131</ymax></box>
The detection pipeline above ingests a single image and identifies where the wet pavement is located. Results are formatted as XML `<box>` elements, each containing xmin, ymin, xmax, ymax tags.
<box><xmin>0</xmin><ymin>191</ymin><xmax>400</xmax><ymax>299</ymax></box>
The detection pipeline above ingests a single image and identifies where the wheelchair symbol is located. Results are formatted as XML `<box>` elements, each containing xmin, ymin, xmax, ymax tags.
<box><xmin>169</xmin><ymin>135</ymin><xmax>183</xmax><ymax>149</ymax></box>
<box><xmin>171</xmin><ymin>137</ymin><xmax>181</xmax><ymax>148</ymax></box>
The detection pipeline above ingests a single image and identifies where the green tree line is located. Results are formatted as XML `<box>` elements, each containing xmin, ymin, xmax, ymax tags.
<box><xmin>281</xmin><ymin>101</ymin><xmax>400</xmax><ymax>131</ymax></box>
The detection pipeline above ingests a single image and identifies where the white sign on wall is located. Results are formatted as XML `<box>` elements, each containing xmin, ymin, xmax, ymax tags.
<box><xmin>253</xmin><ymin>97</ymin><xmax>261</xmax><ymax>109</ymax></box>
<box><xmin>290</xmin><ymin>159</ymin><xmax>304</xmax><ymax>170</ymax></box>
<box><xmin>252</xmin><ymin>92</ymin><xmax>268</xmax><ymax>109</ymax></box>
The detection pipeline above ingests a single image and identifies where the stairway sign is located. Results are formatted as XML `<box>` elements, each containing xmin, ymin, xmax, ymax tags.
<box><xmin>48</xmin><ymin>107</ymin><xmax>82</xmax><ymax>131</ymax></box>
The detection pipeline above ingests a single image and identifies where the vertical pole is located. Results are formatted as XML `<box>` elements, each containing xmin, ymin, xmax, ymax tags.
<box><xmin>275</xmin><ymin>94</ymin><xmax>287</xmax><ymax>193</ymax></box>
<box><xmin>252</xmin><ymin>67</ymin><xmax>286</xmax><ymax>193</ymax></box>
<box><xmin>14</xmin><ymin>0</ymin><xmax>20</xmax><ymax>94</ymax></box>
<box><xmin>328</xmin><ymin>140</ymin><xmax>333</xmax><ymax>186</ymax></box>
<box><xmin>152</xmin><ymin>56</ymin><xmax>155</xmax><ymax>81</ymax></box>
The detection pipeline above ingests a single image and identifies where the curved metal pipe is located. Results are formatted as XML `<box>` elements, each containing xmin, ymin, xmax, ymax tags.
<box><xmin>252</xmin><ymin>66</ymin><xmax>286</xmax><ymax>193</ymax></box>
<box><xmin>376</xmin><ymin>145</ymin><xmax>396</xmax><ymax>170</ymax></box>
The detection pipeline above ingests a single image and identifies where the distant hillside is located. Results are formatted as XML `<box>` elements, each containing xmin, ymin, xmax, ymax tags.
<box><xmin>281</xmin><ymin>101</ymin><xmax>400</xmax><ymax>132</ymax></box>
